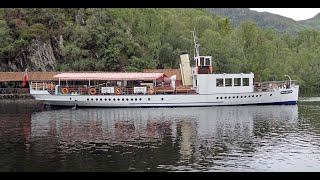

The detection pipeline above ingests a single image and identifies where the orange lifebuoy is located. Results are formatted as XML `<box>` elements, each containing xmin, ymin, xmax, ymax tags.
<box><xmin>148</xmin><ymin>88</ymin><xmax>155</xmax><ymax>95</ymax></box>
<box><xmin>61</xmin><ymin>88</ymin><xmax>69</xmax><ymax>94</ymax></box>
<box><xmin>115</xmin><ymin>88</ymin><xmax>122</xmax><ymax>95</ymax></box>
<box><xmin>89</xmin><ymin>88</ymin><xmax>97</xmax><ymax>95</ymax></box>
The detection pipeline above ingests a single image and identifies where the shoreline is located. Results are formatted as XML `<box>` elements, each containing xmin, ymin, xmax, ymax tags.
<box><xmin>0</xmin><ymin>94</ymin><xmax>34</xmax><ymax>100</ymax></box>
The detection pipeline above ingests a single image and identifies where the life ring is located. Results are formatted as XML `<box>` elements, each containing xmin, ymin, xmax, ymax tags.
<box><xmin>148</xmin><ymin>88</ymin><xmax>155</xmax><ymax>95</ymax></box>
<box><xmin>89</xmin><ymin>88</ymin><xmax>97</xmax><ymax>95</ymax></box>
<box><xmin>61</xmin><ymin>88</ymin><xmax>69</xmax><ymax>94</ymax></box>
<box><xmin>115</xmin><ymin>88</ymin><xmax>122</xmax><ymax>95</ymax></box>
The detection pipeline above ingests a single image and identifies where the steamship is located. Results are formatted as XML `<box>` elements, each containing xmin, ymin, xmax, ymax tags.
<box><xmin>29</xmin><ymin>32</ymin><xmax>299</xmax><ymax>107</ymax></box>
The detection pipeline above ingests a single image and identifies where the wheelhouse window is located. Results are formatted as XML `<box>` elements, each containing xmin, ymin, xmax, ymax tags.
<box><xmin>205</xmin><ymin>58</ymin><xmax>211</xmax><ymax>66</ymax></box>
<box><xmin>234</xmin><ymin>78</ymin><xmax>241</xmax><ymax>86</ymax></box>
<box><xmin>216</xmin><ymin>78</ymin><xmax>224</xmax><ymax>87</ymax></box>
<box><xmin>200</xmin><ymin>57</ymin><xmax>205</xmax><ymax>66</ymax></box>
<box><xmin>225</xmin><ymin>78</ymin><xmax>232</xmax><ymax>87</ymax></box>
<box><xmin>243</xmin><ymin>78</ymin><xmax>249</xmax><ymax>86</ymax></box>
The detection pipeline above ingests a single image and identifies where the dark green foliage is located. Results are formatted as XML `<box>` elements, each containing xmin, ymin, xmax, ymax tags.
<box><xmin>206</xmin><ymin>8</ymin><xmax>313</xmax><ymax>34</ymax></box>
<box><xmin>0</xmin><ymin>8</ymin><xmax>320</xmax><ymax>89</ymax></box>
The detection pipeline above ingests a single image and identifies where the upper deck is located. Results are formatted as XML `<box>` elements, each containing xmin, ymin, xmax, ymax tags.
<box><xmin>29</xmin><ymin>72</ymin><xmax>196</xmax><ymax>96</ymax></box>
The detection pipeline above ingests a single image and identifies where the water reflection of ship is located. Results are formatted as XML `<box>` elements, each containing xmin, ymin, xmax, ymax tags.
<box><xmin>194</xmin><ymin>105</ymin><xmax>299</xmax><ymax>162</ymax></box>
<box><xmin>29</xmin><ymin>105</ymin><xmax>298</xmax><ymax>160</ymax></box>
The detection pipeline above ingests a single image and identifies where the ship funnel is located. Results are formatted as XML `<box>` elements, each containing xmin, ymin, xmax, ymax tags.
<box><xmin>179</xmin><ymin>51</ymin><xmax>192</xmax><ymax>86</ymax></box>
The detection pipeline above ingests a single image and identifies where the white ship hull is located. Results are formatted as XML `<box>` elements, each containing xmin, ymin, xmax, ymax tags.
<box><xmin>31</xmin><ymin>86</ymin><xmax>299</xmax><ymax>107</ymax></box>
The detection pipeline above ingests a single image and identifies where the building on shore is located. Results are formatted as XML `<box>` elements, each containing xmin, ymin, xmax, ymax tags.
<box><xmin>0</xmin><ymin>72</ymin><xmax>61</xmax><ymax>94</ymax></box>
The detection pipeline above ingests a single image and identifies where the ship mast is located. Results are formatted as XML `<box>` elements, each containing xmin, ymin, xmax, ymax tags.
<box><xmin>191</xmin><ymin>29</ymin><xmax>200</xmax><ymax>58</ymax></box>
<box><xmin>191</xmin><ymin>29</ymin><xmax>213</xmax><ymax>74</ymax></box>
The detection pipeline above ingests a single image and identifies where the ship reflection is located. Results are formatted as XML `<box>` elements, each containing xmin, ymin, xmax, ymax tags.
<box><xmin>28</xmin><ymin>105</ymin><xmax>298</xmax><ymax>169</ymax></box>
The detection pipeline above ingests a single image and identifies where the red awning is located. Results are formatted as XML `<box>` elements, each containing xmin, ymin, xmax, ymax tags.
<box><xmin>54</xmin><ymin>73</ymin><xmax>164</xmax><ymax>81</ymax></box>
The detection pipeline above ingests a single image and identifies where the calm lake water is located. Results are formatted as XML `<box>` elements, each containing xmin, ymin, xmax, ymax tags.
<box><xmin>0</xmin><ymin>96</ymin><xmax>320</xmax><ymax>172</ymax></box>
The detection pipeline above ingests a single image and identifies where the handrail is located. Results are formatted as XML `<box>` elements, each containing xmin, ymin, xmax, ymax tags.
<box><xmin>253</xmin><ymin>80</ymin><xmax>298</xmax><ymax>92</ymax></box>
<box><xmin>254</xmin><ymin>80</ymin><xmax>297</xmax><ymax>85</ymax></box>
<box><xmin>54</xmin><ymin>85</ymin><xmax>196</xmax><ymax>95</ymax></box>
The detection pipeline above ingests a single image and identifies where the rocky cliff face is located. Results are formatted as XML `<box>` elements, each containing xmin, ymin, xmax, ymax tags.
<box><xmin>0</xmin><ymin>39</ymin><xmax>57</xmax><ymax>72</ymax></box>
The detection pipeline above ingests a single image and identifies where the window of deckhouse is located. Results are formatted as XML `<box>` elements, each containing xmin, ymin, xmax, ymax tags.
<box><xmin>225</xmin><ymin>78</ymin><xmax>232</xmax><ymax>87</ymax></box>
<box><xmin>200</xmin><ymin>57</ymin><xmax>205</xmax><ymax>66</ymax></box>
<box><xmin>234</xmin><ymin>78</ymin><xmax>241</xmax><ymax>86</ymax></box>
<box><xmin>205</xmin><ymin>58</ymin><xmax>210</xmax><ymax>66</ymax></box>
<box><xmin>243</xmin><ymin>78</ymin><xmax>249</xmax><ymax>86</ymax></box>
<box><xmin>216</xmin><ymin>78</ymin><xmax>224</xmax><ymax>87</ymax></box>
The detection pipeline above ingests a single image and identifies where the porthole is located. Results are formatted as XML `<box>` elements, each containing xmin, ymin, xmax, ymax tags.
<box><xmin>252</xmin><ymin>95</ymin><xmax>254</xmax><ymax>98</ymax></box>
<box><xmin>131</xmin><ymin>98</ymin><xmax>133</xmax><ymax>101</ymax></box>
<box><xmin>220</xmin><ymin>97</ymin><xmax>223</xmax><ymax>99</ymax></box>
<box><xmin>244</xmin><ymin>96</ymin><xmax>247</xmax><ymax>98</ymax></box>
<box><xmin>139</xmin><ymin>98</ymin><xmax>142</xmax><ymax>101</ymax></box>
<box><xmin>256</xmin><ymin>95</ymin><xmax>258</xmax><ymax>97</ymax></box>
<box><xmin>91</xmin><ymin>98</ymin><xmax>94</xmax><ymax>101</ymax></box>
<box><xmin>113</xmin><ymin>98</ymin><xmax>116</xmax><ymax>101</ymax></box>
<box><xmin>87</xmin><ymin>98</ymin><xmax>89</xmax><ymax>101</ymax></box>
<box><xmin>100</xmin><ymin>98</ymin><xmax>102</xmax><ymax>101</ymax></box>
<box><xmin>135</xmin><ymin>98</ymin><xmax>137</xmax><ymax>101</ymax></box>
<box><xmin>259</xmin><ymin>95</ymin><xmax>262</xmax><ymax>97</ymax></box>
<box><xmin>233</xmin><ymin>96</ymin><xmax>235</xmax><ymax>99</ymax></box>
<box><xmin>70</xmin><ymin>98</ymin><xmax>72</xmax><ymax>100</ymax></box>
<box><xmin>228</xmin><ymin>97</ymin><xmax>231</xmax><ymax>99</ymax></box>
<box><xmin>105</xmin><ymin>98</ymin><xmax>107</xmax><ymax>101</ymax></box>
<box><xmin>122</xmin><ymin>98</ymin><xmax>124</xmax><ymax>101</ymax></box>
<box><xmin>126</xmin><ymin>98</ymin><xmax>129</xmax><ymax>101</ymax></box>
<box><xmin>148</xmin><ymin>98</ymin><xmax>151</xmax><ymax>101</ymax></box>
<box><xmin>117</xmin><ymin>98</ymin><xmax>120</xmax><ymax>101</ymax></box>
<box><xmin>270</xmin><ymin>94</ymin><xmax>273</xmax><ymax>96</ymax></box>
<box><xmin>248</xmin><ymin>95</ymin><xmax>250</xmax><ymax>98</ymax></box>
<box><xmin>161</xmin><ymin>98</ymin><xmax>164</xmax><ymax>100</ymax></box>
<box><xmin>236</xmin><ymin>96</ymin><xmax>239</xmax><ymax>98</ymax></box>
<box><xmin>241</xmin><ymin>96</ymin><xmax>243</xmax><ymax>98</ymax></box>
<box><xmin>109</xmin><ymin>98</ymin><xmax>111</xmax><ymax>101</ymax></box>
<box><xmin>225</xmin><ymin>97</ymin><xmax>227</xmax><ymax>99</ymax></box>
<box><xmin>216</xmin><ymin>97</ymin><xmax>219</xmax><ymax>99</ymax></box>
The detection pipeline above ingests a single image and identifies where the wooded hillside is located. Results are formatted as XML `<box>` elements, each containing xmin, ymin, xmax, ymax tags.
<box><xmin>0</xmin><ymin>8</ymin><xmax>319</xmax><ymax>88</ymax></box>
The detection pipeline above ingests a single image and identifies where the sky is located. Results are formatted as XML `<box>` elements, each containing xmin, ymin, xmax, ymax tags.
<box><xmin>250</xmin><ymin>8</ymin><xmax>320</xmax><ymax>21</ymax></box>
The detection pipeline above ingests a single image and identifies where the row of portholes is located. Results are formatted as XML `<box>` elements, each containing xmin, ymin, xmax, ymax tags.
<box><xmin>81</xmin><ymin>97</ymin><xmax>165</xmax><ymax>101</ymax></box>
<box><xmin>216</xmin><ymin>94</ymin><xmax>272</xmax><ymax>100</ymax></box>
<box><xmin>86</xmin><ymin>98</ymin><xmax>142</xmax><ymax>101</ymax></box>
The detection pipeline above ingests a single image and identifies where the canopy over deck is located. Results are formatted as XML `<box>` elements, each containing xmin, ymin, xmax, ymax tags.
<box><xmin>54</xmin><ymin>73</ymin><xmax>164</xmax><ymax>81</ymax></box>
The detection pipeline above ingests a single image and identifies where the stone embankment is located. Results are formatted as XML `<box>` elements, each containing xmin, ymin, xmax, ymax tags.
<box><xmin>0</xmin><ymin>94</ymin><xmax>33</xmax><ymax>99</ymax></box>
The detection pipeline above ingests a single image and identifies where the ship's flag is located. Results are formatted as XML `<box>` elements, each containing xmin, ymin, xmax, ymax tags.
<box><xmin>22</xmin><ymin>68</ymin><xmax>28</xmax><ymax>87</ymax></box>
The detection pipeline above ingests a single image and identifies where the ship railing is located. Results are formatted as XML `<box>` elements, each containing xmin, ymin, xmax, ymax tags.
<box><xmin>30</xmin><ymin>81</ymin><xmax>57</xmax><ymax>94</ymax></box>
<box><xmin>254</xmin><ymin>80</ymin><xmax>298</xmax><ymax>92</ymax></box>
<box><xmin>54</xmin><ymin>85</ymin><xmax>196</xmax><ymax>95</ymax></box>
<box><xmin>56</xmin><ymin>86</ymin><xmax>138</xmax><ymax>95</ymax></box>
<box><xmin>30</xmin><ymin>82</ymin><xmax>49</xmax><ymax>91</ymax></box>
<box><xmin>154</xmin><ymin>86</ymin><xmax>196</xmax><ymax>95</ymax></box>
